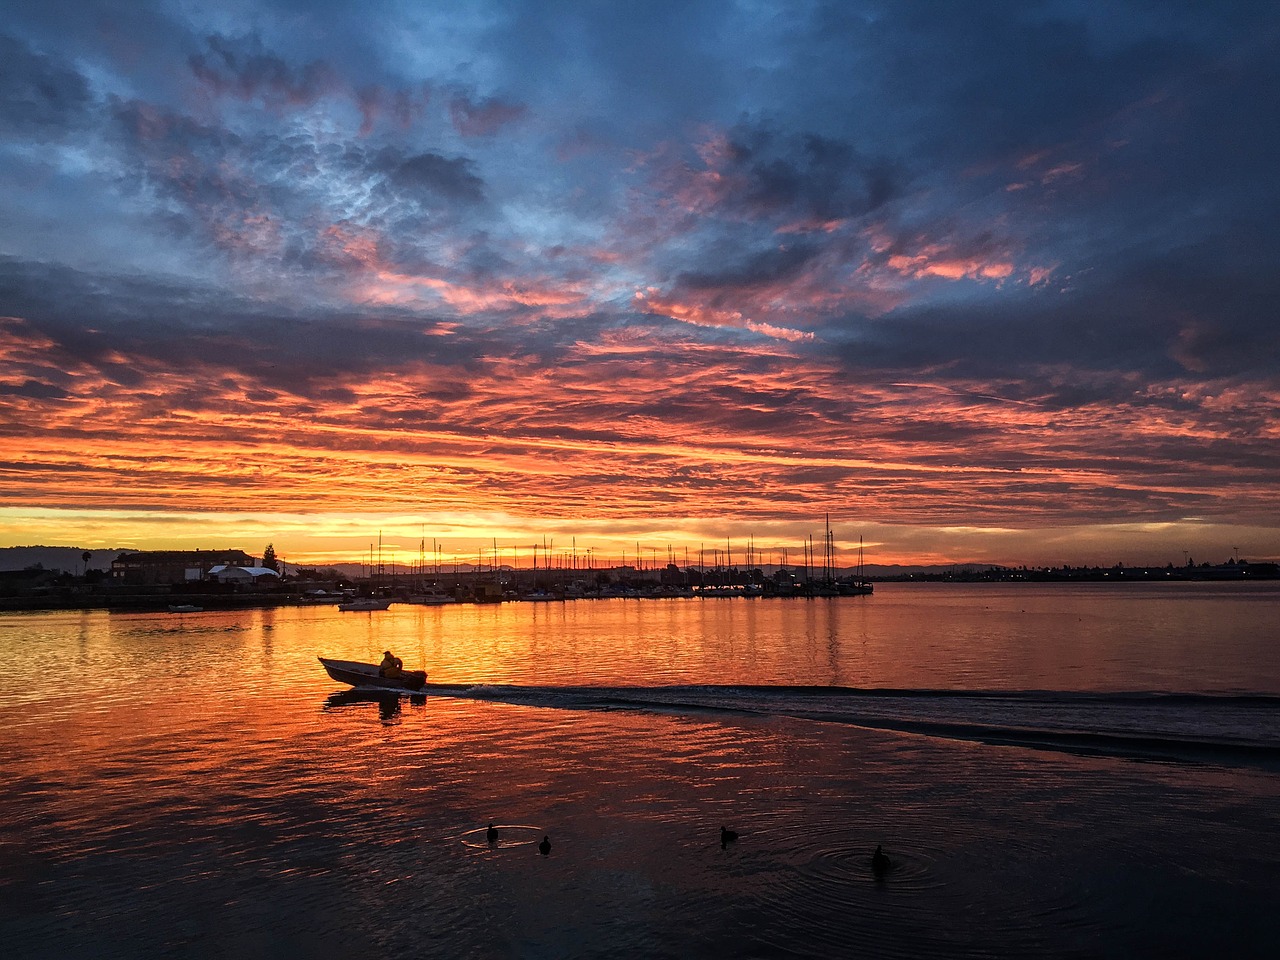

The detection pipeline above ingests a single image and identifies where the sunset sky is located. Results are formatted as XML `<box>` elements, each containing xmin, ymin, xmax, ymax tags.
<box><xmin>2</xmin><ymin>1</ymin><xmax>1278</xmax><ymax>569</ymax></box>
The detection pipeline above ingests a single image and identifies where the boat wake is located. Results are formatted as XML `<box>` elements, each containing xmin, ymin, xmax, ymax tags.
<box><xmin>412</xmin><ymin>683</ymin><xmax>1280</xmax><ymax>770</ymax></box>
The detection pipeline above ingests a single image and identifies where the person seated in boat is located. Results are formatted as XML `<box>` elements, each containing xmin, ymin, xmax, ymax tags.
<box><xmin>379</xmin><ymin>650</ymin><xmax>403</xmax><ymax>679</ymax></box>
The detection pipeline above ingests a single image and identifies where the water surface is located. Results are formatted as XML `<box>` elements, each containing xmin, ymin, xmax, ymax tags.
<box><xmin>2</xmin><ymin>583</ymin><xmax>1277</xmax><ymax>958</ymax></box>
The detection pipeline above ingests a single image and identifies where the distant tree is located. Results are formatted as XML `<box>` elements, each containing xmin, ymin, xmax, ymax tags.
<box><xmin>262</xmin><ymin>543</ymin><xmax>279</xmax><ymax>572</ymax></box>
<box><xmin>82</xmin><ymin>550</ymin><xmax>91</xmax><ymax>576</ymax></box>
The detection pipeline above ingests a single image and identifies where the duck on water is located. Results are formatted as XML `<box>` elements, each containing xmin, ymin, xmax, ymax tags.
<box><xmin>872</xmin><ymin>844</ymin><xmax>891</xmax><ymax>876</ymax></box>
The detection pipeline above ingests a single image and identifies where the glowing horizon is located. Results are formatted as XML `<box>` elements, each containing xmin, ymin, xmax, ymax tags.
<box><xmin>2</xmin><ymin>507</ymin><xmax>1273</xmax><ymax>573</ymax></box>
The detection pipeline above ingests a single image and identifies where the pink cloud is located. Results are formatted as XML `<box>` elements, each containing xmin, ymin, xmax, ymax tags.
<box><xmin>449</xmin><ymin>94</ymin><xmax>527</xmax><ymax>137</ymax></box>
<box><xmin>636</xmin><ymin>293</ymin><xmax>814</xmax><ymax>342</ymax></box>
<box><xmin>357</xmin><ymin>83</ymin><xmax>432</xmax><ymax>137</ymax></box>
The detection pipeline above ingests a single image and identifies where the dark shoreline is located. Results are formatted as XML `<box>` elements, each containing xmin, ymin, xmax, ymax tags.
<box><xmin>0</xmin><ymin>592</ymin><xmax>323</xmax><ymax>613</ymax></box>
<box><xmin>880</xmin><ymin>565</ymin><xmax>1279</xmax><ymax>584</ymax></box>
<box><xmin>3</xmin><ymin>572</ymin><xmax>1277</xmax><ymax>614</ymax></box>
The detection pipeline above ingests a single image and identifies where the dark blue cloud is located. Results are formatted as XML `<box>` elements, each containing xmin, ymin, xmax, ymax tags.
<box><xmin>188</xmin><ymin>34</ymin><xmax>343</xmax><ymax>108</ymax></box>
<box><xmin>1</xmin><ymin>1</ymin><xmax>1278</xmax><ymax>480</ymax></box>
<box><xmin>675</xmin><ymin>243</ymin><xmax>822</xmax><ymax>294</ymax></box>
<box><xmin>0</xmin><ymin>34</ymin><xmax>93</xmax><ymax>138</ymax></box>
<box><xmin>718</xmin><ymin>124</ymin><xmax>902</xmax><ymax>222</ymax></box>
<box><xmin>375</xmin><ymin>148</ymin><xmax>486</xmax><ymax>204</ymax></box>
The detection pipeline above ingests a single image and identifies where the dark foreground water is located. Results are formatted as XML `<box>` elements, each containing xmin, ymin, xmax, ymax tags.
<box><xmin>2</xmin><ymin>583</ymin><xmax>1278</xmax><ymax>958</ymax></box>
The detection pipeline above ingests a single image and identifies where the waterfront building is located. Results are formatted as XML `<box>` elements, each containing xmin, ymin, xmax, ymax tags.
<box><xmin>207</xmin><ymin>564</ymin><xmax>281</xmax><ymax>585</ymax></box>
<box><xmin>110</xmin><ymin>549</ymin><xmax>257</xmax><ymax>585</ymax></box>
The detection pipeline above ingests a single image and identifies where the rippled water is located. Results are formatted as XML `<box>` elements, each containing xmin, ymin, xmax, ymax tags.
<box><xmin>2</xmin><ymin>583</ymin><xmax>1278</xmax><ymax>958</ymax></box>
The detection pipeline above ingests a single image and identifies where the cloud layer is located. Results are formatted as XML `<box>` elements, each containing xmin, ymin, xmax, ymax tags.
<box><xmin>2</xmin><ymin>1</ymin><xmax>1278</xmax><ymax>564</ymax></box>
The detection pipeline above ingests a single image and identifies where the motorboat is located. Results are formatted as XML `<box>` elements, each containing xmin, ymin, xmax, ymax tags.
<box><xmin>168</xmin><ymin>604</ymin><xmax>203</xmax><ymax>613</ymax></box>
<box><xmin>318</xmin><ymin>657</ymin><xmax>427</xmax><ymax>691</ymax></box>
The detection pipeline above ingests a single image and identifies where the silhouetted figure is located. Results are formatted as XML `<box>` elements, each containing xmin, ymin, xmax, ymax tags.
<box><xmin>539</xmin><ymin>835</ymin><xmax>551</xmax><ymax>856</ymax></box>
<box><xmin>720</xmin><ymin>825</ymin><xmax>738</xmax><ymax>848</ymax></box>
<box><xmin>379</xmin><ymin>650</ymin><xmax>403</xmax><ymax>678</ymax></box>
<box><xmin>486</xmin><ymin>822</ymin><xmax>498</xmax><ymax>843</ymax></box>
<box><xmin>871</xmin><ymin>844</ymin><xmax>891</xmax><ymax>876</ymax></box>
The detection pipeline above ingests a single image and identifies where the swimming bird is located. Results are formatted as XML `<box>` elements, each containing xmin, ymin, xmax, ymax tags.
<box><xmin>486</xmin><ymin>822</ymin><xmax>498</xmax><ymax>843</ymax></box>
<box><xmin>720</xmin><ymin>825</ymin><xmax>739</xmax><ymax>848</ymax></box>
<box><xmin>539</xmin><ymin>835</ymin><xmax>551</xmax><ymax>856</ymax></box>
<box><xmin>871</xmin><ymin>844</ymin><xmax>890</xmax><ymax>876</ymax></box>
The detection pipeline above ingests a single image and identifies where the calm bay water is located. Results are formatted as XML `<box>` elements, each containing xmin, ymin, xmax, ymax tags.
<box><xmin>2</xmin><ymin>582</ymin><xmax>1278</xmax><ymax>958</ymax></box>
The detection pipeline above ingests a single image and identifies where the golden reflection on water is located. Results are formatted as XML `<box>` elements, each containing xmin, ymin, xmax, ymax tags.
<box><xmin>6</xmin><ymin>582</ymin><xmax>1278</xmax><ymax>707</ymax></box>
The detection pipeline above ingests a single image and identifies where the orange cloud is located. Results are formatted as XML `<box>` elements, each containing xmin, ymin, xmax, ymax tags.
<box><xmin>635</xmin><ymin>293</ymin><xmax>814</xmax><ymax>342</ymax></box>
<box><xmin>3</xmin><ymin>305</ymin><xmax>1278</xmax><ymax>566</ymax></box>
<box><xmin>887</xmin><ymin>249</ymin><xmax>1015</xmax><ymax>281</ymax></box>
<box><xmin>316</xmin><ymin>222</ymin><xmax>598</xmax><ymax>317</ymax></box>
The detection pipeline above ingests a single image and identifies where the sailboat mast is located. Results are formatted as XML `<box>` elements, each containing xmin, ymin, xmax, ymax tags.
<box><xmin>824</xmin><ymin>513</ymin><xmax>830</xmax><ymax>582</ymax></box>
